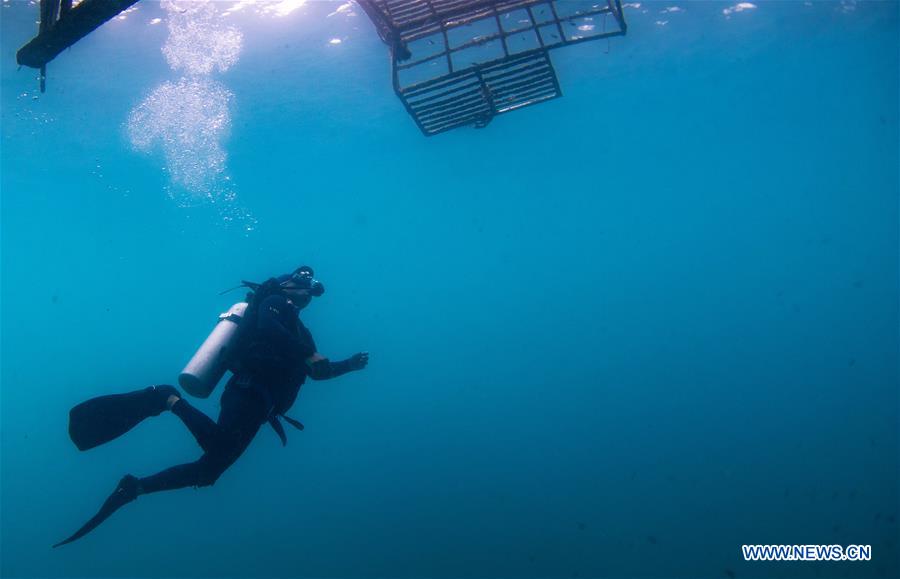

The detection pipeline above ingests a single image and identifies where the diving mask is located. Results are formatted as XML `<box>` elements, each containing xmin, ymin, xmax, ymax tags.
<box><xmin>282</xmin><ymin>266</ymin><xmax>325</xmax><ymax>297</ymax></box>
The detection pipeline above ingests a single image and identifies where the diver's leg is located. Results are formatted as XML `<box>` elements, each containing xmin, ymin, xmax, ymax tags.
<box><xmin>137</xmin><ymin>454</ymin><xmax>233</xmax><ymax>493</ymax></box>
<box><xmin>139</xmin><ymin>385</ymin><xmax>268</xmax><ymax>493</ymax></box>
<box><xmin>168</xmin><ymin>378</ymin><xmax>268</xmax><ymax>453</ymax></box>
<box><xmin>53</xmin><ymin>385</ymin><xmax>268</xmax><ymax>547</ymax></box>
<box><xmin>137</xmin><ymin>425</ymin><xmax>262</xmax><ymax>493</ymax></box>
<box><xmin>169</xmin><ymin>398</ymin><xmax>220</xmax><ymax>454</ymax></box>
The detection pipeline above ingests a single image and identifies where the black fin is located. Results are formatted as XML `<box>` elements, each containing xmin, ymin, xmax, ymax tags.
<box><xmin>53</xmin><ymin>475</ymin><xmax>140</xmax><ymax>548</ymax></box>
<box><xmin>68</xmin><ymin>387</ymin><xmax>174</xmax><ymax>451</ymax></box>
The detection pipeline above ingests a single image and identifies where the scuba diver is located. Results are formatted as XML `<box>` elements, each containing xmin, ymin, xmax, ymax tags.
<box><xmin>53</xmin><ymin>266</ymin><xmax>368</xmax><ymax>547</ymax></box>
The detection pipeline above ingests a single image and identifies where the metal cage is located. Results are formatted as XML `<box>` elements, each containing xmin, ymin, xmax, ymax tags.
<box><xmin>358</xmin><ymin>0</ymin><xmax>627</xmax><ymax>135</ymax></box>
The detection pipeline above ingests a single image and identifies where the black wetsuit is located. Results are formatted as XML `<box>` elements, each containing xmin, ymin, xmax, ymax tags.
<box><xmin>53</xmin><ymin>288</ymin><xmax>364</xmax><ymax>548</ymax></box>
<box><xmin>140</xmin><ymin>294</ymin><xmax>320</xmax><ymax>493</ymax></box>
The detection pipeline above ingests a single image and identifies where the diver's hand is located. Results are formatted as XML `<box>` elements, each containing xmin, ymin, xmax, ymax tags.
<box><xmin>348</xmin><ymin>351</ymin><xmax>369</xmax><ymax>371</ymax></box>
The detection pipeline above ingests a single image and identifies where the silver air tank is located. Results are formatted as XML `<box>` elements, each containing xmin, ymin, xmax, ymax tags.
<box><xmin>179</xmin><ymin>302</ymin><xmax>248</xmax><ymax>398</ymax></box>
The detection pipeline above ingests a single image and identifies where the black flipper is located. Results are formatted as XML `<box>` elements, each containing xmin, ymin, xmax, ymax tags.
<box><xmin>52</xmin><ymin>475</ymin><xmax>140</xmax><ymax>548</ymax></box>
<box><xmin>68</xmin><ymin>386</ymin><xmax>178</xmax><ymax>451</ymax></box>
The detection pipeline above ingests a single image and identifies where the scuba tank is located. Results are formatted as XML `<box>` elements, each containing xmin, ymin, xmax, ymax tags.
<box><xmin>179</xmin><ymin>301</ymin><xmax>248</xmax><ymax>398</ymax></box>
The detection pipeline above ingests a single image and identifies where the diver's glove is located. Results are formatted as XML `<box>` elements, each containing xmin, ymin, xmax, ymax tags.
<box><xmin>308</xmin><ymin>352</ymin><xmax>368</xmax><ymax>380</ymax></box>
<box><xmin>347</xmin><ymin>351</ymin><xmax>369</xmax><ymax>371</ymax></box>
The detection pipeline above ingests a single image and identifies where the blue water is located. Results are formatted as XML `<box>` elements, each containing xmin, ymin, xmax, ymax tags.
<box><xmin>1</xmin><ymin>1</ymin><xmax>897</xmax><ymax>578</ymax></box>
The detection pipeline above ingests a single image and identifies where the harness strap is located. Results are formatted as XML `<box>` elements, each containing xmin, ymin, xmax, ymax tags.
<box><xmin>281</xmin><ymin>414</ymin><xmax>305</xmax><ymax>431</ymax></box>
<box><xmin>236</xmin><ymin>377</ymin><xmax>304</xmax><ymax>447</ymax></box>
<box><xmin>268</xmin><ymin>413</ymin><xmax>305</xmax><ymax>447</ymax></box>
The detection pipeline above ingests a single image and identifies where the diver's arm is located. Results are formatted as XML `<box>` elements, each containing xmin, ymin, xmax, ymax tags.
<box><xmin>306</xmin><ymin>352</ymin><xmax>369</xmax><ymax>380</ymax></box>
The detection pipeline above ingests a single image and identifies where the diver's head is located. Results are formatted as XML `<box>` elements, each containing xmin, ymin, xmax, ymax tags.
<box><xmin>278</xmin><ymin>266</ymin><xmax>324</xmax><ymax>310</ymax></box>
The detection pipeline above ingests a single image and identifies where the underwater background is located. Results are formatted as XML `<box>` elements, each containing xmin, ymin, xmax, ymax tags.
<box><xmin>1</xmin><ymin>1</ymin><xmax>897</xmax><ymax>578</ymax></box>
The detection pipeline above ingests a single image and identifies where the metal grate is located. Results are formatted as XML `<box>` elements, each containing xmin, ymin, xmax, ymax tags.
<box><xmin>359</xmin><ymin>0</ymin><xmax>628</xmax><ymax>135</ymax></box>
<box><xmin>401</xmin><ymin>49</ymin><xmax>560</xmax><ymax>135</ymax></box>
